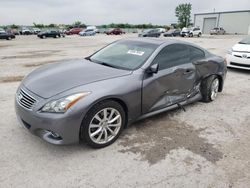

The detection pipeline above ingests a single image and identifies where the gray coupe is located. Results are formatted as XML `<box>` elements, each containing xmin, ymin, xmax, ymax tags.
<box><xmin>15</xmin><ymin>38</ymin><xmax>227</xmax><ymax>148</ymax></box>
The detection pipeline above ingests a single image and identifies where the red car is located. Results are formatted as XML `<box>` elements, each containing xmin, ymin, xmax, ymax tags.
<box><xmin>65</xmin><ymin>28</ymin><xmax>83</xmax><ymax>35</ymax></box>
<box><xmin>106</xmin><ymin>28</ymin><xmax>124</xmax><ymax>35</ymax></box>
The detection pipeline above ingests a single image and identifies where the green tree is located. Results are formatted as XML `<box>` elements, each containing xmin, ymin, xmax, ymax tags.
<box><xmin>175</xmin><ymin>3</ymin><xmax>192</xmax><ymax>28</ymax></box>
<box><xmin>73</xmin><ymin>21</ymin><xmax>82</xmax><ymax>26</ymax></box>
<box><xmin>10</xmin><ymin>24</ymin><xmax>18</xmax><ymax>29</ymax></box>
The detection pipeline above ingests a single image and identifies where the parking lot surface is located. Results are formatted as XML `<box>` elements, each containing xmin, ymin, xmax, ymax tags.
<box><xmin>0</xmin><ymin>34</ymin><xmax>250</xmax><ymax>187</ymax></box>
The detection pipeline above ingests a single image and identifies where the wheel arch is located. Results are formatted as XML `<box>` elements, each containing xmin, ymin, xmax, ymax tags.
<box><xmin>201</xmin><ymin>74</ymin><xmax>223</xmax><ymax>92</ymax></box>
<box><xmin>82</xmin><ymin>97</ymin><xmax>129</xmax><ymax>129</ymax></box>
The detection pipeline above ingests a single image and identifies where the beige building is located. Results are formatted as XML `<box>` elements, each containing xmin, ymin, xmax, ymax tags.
<box><xmin>194</xmin><ymin>10</ymin><xmax>250</xmax><ymax>34</ymax></box>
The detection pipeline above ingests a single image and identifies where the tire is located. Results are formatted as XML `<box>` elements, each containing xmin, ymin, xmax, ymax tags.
<box><xmin>80</xmin><ymin>100</ymin><xmax>126</xmax><ymax>148</ymax></box>
<box><xmin>189</xmin><ymin>33</ymin><xmax>193</xmax><ymax>37</ymax></box>
<box><xmin>42</xmin><ymin>35</ymin><xmax>46</xmax><ymax>39</ymax></box>
<box><xmin>201</xmin><ymin>75</ymin><xmax>220</xmax><ymax>102</ymax></box>
<box><xmin>198</xmin><ymin>33</ymin><xmax>201</xmax><ymax>37</ymax></box>
<box><xmin>7</xmin><ymin>36</ymin><xmax>12</xmax><ymax>40</ymax></box>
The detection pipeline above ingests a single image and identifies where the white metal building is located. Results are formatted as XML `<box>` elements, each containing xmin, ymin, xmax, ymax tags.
<box><xmin>194</xmin><ymin>10</ymin><xmax>250</xmax><ymax>34</ymax></box>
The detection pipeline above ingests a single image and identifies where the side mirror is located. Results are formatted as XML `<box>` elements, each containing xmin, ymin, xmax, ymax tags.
<box><xmin>146</xmin><ymin>64</ymin><xmax>159</xmax><ymax>74</ymax></box>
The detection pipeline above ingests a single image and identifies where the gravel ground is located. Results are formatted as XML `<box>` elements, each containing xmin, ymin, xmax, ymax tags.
<box><xmin>0</xmin><ymin>34</ymin><xmax>250</xmax><ymax>188</ymax></box>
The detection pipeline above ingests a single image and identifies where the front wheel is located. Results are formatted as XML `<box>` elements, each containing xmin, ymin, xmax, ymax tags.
<box><xmin>80</xmin><ymin>100</ymin><xmax>126</xmax><ymax>148</ymax></box>
<box><xmin>201</xmin><ymin>75</ymin><xmax>220</xmax><ymax>102</ymax></box>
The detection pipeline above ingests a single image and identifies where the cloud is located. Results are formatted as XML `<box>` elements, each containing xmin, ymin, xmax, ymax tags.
<box><xmin>0</xmin><ymin>0</ymin><xmax>250</xmax><ymax>25</ymax></box>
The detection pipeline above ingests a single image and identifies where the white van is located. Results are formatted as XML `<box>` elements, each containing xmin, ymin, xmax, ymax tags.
<box><xmin>87</xmin><ymin>26</ymin><xmax>99</xmax><ymax>33</ymax></box>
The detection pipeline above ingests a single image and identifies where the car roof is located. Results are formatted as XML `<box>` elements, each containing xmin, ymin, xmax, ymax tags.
<box><xmin>121</xmin><ymin>38</ymin><xmax>198</xmax><ymax>47</ymax></box>
<box><xmin>120</xmin><ymin>38</ymin><xmax>208</xmax><ymax>55</ymax></box>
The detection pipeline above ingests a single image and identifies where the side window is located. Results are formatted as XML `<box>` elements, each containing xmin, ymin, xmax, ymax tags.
<box><xmin>153</xmin><ymin>44</ymin><xmax>189</xmax><ymax>70</ymax></box>
<box><xmin>188</xmin><ymin>46</ymin><xmax>205</xmax><ymax>61</ymax></box>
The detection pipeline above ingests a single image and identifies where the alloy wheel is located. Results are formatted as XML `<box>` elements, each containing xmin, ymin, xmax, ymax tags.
<box><xmin>211</xmin><ymin>78</ymin><xmax>219</xmax><ymax>100</ymax></box>
<box><xmin>88</xmin><ymin>108</ymin><xmax>122</xmax><ymax>144</ymax></box>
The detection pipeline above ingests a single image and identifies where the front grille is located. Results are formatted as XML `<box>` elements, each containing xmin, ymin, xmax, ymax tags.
<box><xmin>230</xmin><ymin>62</ymin><xmax>250</xmax><ymax>68</ymax></box>
<box><xmin>233</xmin><ymin>55</ymin><xmax>250</xmax><ymax>59</ymax></box>
<box><xmin>17</xmin><ymin>89</ymin><xmax>37</xmax><ymax>110</ymax></box>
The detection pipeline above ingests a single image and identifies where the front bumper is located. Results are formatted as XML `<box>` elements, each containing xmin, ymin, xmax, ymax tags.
<box><xmin>15</xmin><ymin>88</ymin><xmax>83</xmax><ymax>145</ymax></box>
<box><xmin>181</xmin><ymin>32</ymin><xmax>189</xmax><ymax>36</ymax></box>
<box><xmin>226</xmin><ymin>53</ymin><xmax>250</xmax><ymax>70</ymax></box>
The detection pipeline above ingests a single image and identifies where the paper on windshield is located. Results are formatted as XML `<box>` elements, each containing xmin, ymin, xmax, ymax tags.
<box><xmin>127</xmin><ymin>50</ymin><xmax>145</xmax><ymax>56</ymax></box>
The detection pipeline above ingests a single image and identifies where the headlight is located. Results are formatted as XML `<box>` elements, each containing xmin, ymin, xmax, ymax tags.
<box><xmin>227</xmin><ymin>48</ymin><xmax>233</xmax><ymax>55</ymax></box>
<box><xmin>41</xmin><ymin>92</ymin><xmax>91</xmax><ymax>113</ymax></box>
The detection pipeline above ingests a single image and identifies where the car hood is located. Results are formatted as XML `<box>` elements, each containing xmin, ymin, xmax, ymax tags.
<box><xmin>23</xmin><ymin>59</ymin><xmax>132</xmax><ymax>98</ymax></box>
<box><xmin>233</xmin><ymin>43</ymin><xmax>250</xmax><ymax>52</ymax></box>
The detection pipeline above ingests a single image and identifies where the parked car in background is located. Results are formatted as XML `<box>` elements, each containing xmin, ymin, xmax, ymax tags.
<box><xmin>157</xmin><ymin>28</ymin><xmax>166</xmax><ymax>33</ymax></box>
<box><xmin>164</xmin><ymin>29</ymin><xmax>181</xmax><ymax>37</ymax></box>
<box><xmin>37</xmin><ymin>30</ymin><xmax>64</xmax><ymax>39</ymax></box>
<box><xmin>87</xmin><ymin>26</ymin><xmax>99</xmax><ymax>33</ymax></box>
<box><xmin>15</xmin><ymin>38</ymin><xmax>227</xmax><ymax>148</ymax></box>
<box><xmin>33</xmin><ymin>28</ymin><xmax>41</xmax><ymax>34</ymax></box>
<box><xmin>189</xmin><ymin>27</ymin><xmax>202</xmax><ymax>37</ymax></box>
<box><xmin>138</xmin><ymin>29</ymin><xmax>161</xmax><ymax>37</ymax></box>
<box><xmin>0</xmin><ymin>31</ymin><xmax>15</xmax><ymax>40</ymax></box>
<box><xmin>226</xmin><ymin>36</ymin><xmax>250</xmax><ymax>70</ymax></box>
<box><xmin>20</xmin><ymin>28</ymin><xmax>33</xmax><ymax>35</ymax></box>
<box><xmin>181</xmin><ymin>27</ymin><xmax>202</xmax><ymax>37</ymax></box>
<box><xmin>10</xmin><ymin>29</ymin><xmax>20</xmax><ymax>35</ymax></box>
<box><xmin>79</xmin><ymin>29</ymin><xmax>96</xmax><ymax>36</ymax></box>
<box><xmin>0</xmin><ymin>28</ymin><xmax>6</xmax><ymax>34</ymax></box>
<box><xmin>106</xmin><ymin>28</ymin><xmax>124</xmax><ymax>35</ymax></box>
<box><xmin>65</xmin><ymin>28</ymin><xmax>83</xmax><ymax>35</ymax></box>
<box><xmin>180</xmin><ymin>27</ymin><xmax>190</xmax><ymax>37</ymax></box>
<box><xmin>210</xmin><ymin>27</ymin><xmax>226</xmax><ymax>35</ymax></box>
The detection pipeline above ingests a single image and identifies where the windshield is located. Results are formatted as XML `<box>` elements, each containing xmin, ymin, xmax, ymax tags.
<box><xmin>239</xmin><ymin>36</ymin><xmax>250</xmax><ymax>45</ymax></box>
<box><xmin>89</xmin><ymin>40</ymin><xmax>158</xmax><ymax>70</ymax></box>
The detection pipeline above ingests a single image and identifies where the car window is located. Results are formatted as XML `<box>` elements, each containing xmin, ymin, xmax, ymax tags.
<box><xmin>153</xmin><ymin>44</ymin><xmax>189</xmax><ymax>70</ymax></box>
<box><xmin>188</xmin><ymin>46</ymin><xmax>205</xmax><ymax>61</ymax></box>
<box><xmin>90</xmin><ymin>40</ymin><xmax>158</xmax><ymax>70</ymax></box>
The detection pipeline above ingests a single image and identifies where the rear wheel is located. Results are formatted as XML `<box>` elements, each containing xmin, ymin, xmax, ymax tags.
<box><xmin>7</xmin><ymin>36</ymin><xmax>12</xmax><ymax>40</ymax></box>
<box><xmin>80</xmin><ymin>100</ymin><xmax>126</xmax><ymax>148</ymax></box>
<box><xmin>201</xmin><ymin>75</ymin><xmax>220</xmax><ymax>102</ymax></box>
<box><xmin>42</xmin><ymin>35</ymin><xmax>46</xmax><ymax>39</ymax></box>
<box><xmin>198</xmin><ymin>33</ymin><xmax>201</xmax><ymax>37</ymax></box>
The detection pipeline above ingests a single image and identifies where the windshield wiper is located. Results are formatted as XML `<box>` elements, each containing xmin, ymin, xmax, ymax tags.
<box><xmin>87</xmin><ymin>58</ymin><xmax>118</xmax><ymax>69</ymax></box>
<box><xmin>239</xmin><ymin>42</ymin><xmax>248</xmax><ymax>44</ymax></box>
<box><xmin>99</xmin><ymin>62</ymin><xmax>117</xmax><ymax>68</ymax></box>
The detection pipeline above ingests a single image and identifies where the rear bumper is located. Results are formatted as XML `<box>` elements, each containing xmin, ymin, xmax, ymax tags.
<box><xmin>226</xmin><ymin>54</ymin><xmax>250</xmax><ymax>70</ymax></box>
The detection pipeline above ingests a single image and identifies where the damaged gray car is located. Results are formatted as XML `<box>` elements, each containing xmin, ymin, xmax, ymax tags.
<box><xmin>15</xmin><ymin>38</ymin><xmax>227</xmax><ymax>148</ymax></box>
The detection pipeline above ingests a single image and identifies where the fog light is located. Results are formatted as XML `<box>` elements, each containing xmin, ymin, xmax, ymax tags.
<box><xmin>49</xmin><ymin>131</ymin><xmax>62</xmax><ymax>140</ymax></box>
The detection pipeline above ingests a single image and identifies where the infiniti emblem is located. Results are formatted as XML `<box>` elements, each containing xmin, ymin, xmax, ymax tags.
<box><xmin>242</xmin><ymin>54</ymin><xmax>247</xmax><ymax>58</ymax></box>
<box><xmin>18</xmin><ymin>93</ymin><xmax>23</xmax><ymax>100</ymax></box>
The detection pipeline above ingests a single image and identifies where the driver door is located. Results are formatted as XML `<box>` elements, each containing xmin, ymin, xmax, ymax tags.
<box><xmin>142</xmin><ymin>44</ymin><xmax>197</xmax><ymax>114</ymax></box>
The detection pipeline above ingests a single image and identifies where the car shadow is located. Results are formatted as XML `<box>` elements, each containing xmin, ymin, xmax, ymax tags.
<box><xmin>227</xmin><ymin>67</ymin><xmax>250</xmax><ymax>74</ymax></box>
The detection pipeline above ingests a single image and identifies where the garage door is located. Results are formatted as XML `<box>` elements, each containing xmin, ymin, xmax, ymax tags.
<box><xmin>203</xmin><ymin>18</ymin><xmax>217</xmax><ymax>34</ymax></box>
